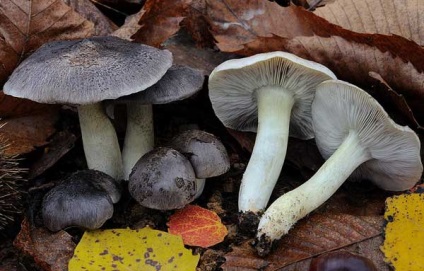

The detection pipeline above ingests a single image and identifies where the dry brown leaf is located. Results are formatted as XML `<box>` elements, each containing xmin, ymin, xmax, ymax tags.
<box><xmin>163</xmin><ymin>30</ymin><xmax>234</xmax><ymax>75</ymax></box>
<box><xmin>181</xmin><ymin>0</ymin><xmax>215</xmax><ymax>48</ymax></box>
<box><xmin>0</xmin><ymin>92</ymin><xmax>57</xmax><ymax>118</ymax></box>
<box><xmin>278</xmin><ymin>236</ymin><xmax>388</xmax><ymax>271</ymax></box>
<box><xmin>131</xmin><ymin>0</ymin><xmax>191</xmax><ymax>47</ymax></box>
<box><xmin>28</xmin><ymin>130</ymin><xmax>78</xmax><ymax>179</ymax></box>
<box><xmin>13</xmin><ymin>218</ymin><xmax>76</xmax><ymax>271</ymax></box>
<box><xmin>205</xmin><ymin>1</ymin><xmax>423</xmax><ymax>69</ymax></box>
<box><xmin>368</xmin><ymin>71</ymin><xmax>423</xmax><ymax>131</ymax></box>
<box><xmin>111</xmin><ymin>8</ymin><xmax>143</xmax><ymax>40</ymax></box>
<box><xmin>64</xmin><ymin>0</ymin><xmax>117</xmax><ymax>35</ymax></box>
<box><xmin>222</xmin><ymin>214</ymin><xmax>383</xmax><ymax>271</ymax></box>
<box><xmin>314</xmin><ymin>0</ymin><xmax>424</xmax><ymax>46</ymax></box>
<box><xmin>204</xmin><ymin>1</ymin><xmax>338</xmax><ymax>52</ymax></box>
<box><xmin>0</xmin><ymin>109</ymin><xmax>58</xmax><ymax>156</ymax></box>
<box><xmin>0</xmin><ymin>0</ymin><xmax>94</xmax><ymax>85</ymax></box>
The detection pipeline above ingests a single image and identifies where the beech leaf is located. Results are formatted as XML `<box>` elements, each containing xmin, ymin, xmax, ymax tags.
<box><xmin>63</xmin><ymin>0</ymin><xmax>117</xmax><ymax>36</ymax></box>
<box><xmin>222</xmin><ymin>214</ymin><xmax>383</xmax><ymax>270</ymax></box>
<box><xmin>314</xmin><ymin>0</ymin><xmax>424</xmax><ymax>46</ymax></box>
<box><xmin>381</xmin><ymin>193</ymin><xmax>424</xmax><ymax>271</ymax></box>
<box><xmin>68</xmin><ymin>227</ymin><xmax>200</xmax><ymax>271</ymax></box>
<box><xmin>14</xmin><ymin>219</ymin><xmax>76</xmax><ymax>271</ymax></box>
<box><xmin>131</xmin><ymin>0</ymin><xmax>191</xmax><ymax>47</ymax></box>
<box><xmin>167</xmin><ymin>205</ymin><xmax>228</xmax><ymax>248</ymax></box>
<box><xmin>0</xmin><ymin>109</ymin><xmax>58</xmax><ymax>156</ymax></box>
<box><xmin>0</xmin><ymin>0</ymin><xmax>94</xmax><ymax>85</ymax></box>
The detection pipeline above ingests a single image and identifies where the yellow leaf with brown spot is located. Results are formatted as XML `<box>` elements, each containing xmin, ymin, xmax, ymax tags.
<box><xmin>167</xmin><ymin>205</ymin><xmax>228</xmax><ymax>248</ymax></box>
<box><xmin>68</xmin><ymin>227</ymin><xmax>199</xmax><ymax>271</ymax></box>
<box><xmin>381</xmin><ymin>193</ymin><xmax>424</xmax><ymax>271</ymax></box>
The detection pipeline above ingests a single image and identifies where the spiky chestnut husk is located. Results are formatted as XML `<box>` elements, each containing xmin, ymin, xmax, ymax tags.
<box><xmin>0</xmin><ymin>136</ymin><xmax>26</xmax><ymax>230</ymax></box>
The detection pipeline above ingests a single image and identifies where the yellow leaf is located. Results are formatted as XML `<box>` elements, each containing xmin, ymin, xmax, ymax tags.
<box><xmin>68</xmin><ymin>227</ymin><xmax>199</xmax><ymax>271</ymax></box>
<box><xmin>381</xmin><ymin>193</ymin><xmax>424</xmax><ymax>271</ymax></box>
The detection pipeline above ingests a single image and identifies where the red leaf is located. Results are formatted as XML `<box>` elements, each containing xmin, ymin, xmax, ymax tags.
<box><xmin>167</xmin><ymin>205</ymin><xmax>228</xmax><ymax>248</ymax></box>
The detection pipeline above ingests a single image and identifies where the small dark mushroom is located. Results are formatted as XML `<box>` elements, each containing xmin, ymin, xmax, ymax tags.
<box><xmin>128</xmin><ymin>147</ymin><xmax>196</xmax><ymax>210</ymax></box>
<box><xmin>169</xmin><ymin>130</ymin><xmax>230</xmax><ymax>198</ymax></box>
<box><xmin>42</xmin><ymin>170</ymin><xmax>121</xmax><ymax>231</ymax></box>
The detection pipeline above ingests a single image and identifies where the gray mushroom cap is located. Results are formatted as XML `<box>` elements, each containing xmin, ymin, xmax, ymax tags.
<box><xmin>42</xmin><ymin>170</ymin><xmax>122</xmax><ymax>231</ymax></box>
<box><xmin>208</xmin><ymin>51</ymin><xmax>336</xmax><ymax>139</ymax></box>
<box><xmin>312</xmin><ymin>80</ymin><xmax>423</xmax><ymax>191</ymax></box>
<box><xmin>113</xmin><ymin>65</ymin><xmax>204</xmax><ymax>105</ymax></box>
<box><xmin>128</xmin><ymin>147</ymin><xmax>196</xmax><ymax>210</ymax></box>
<box><xmin>3</xmin><ymin>36</ymin><xmax>173</xmax><ymax>105</ymax></box>
<box><xmin>169</xmin><ymin>130</ymin><xmax>230</xmax><ymax>179</ymax></box>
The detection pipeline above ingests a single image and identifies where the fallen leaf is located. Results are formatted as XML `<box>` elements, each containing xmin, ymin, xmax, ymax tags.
<box><xmin>0</xmin><ymin>92</ymin><xmax>56</xmax><ymax>118</ymax></box>
<box><xmin>0</xmin><ymin>0</ymin><xmax>94</xmax><ymax>85</ymax></box>
<box><xmin>111</xmin><ymin>8</ymin><xmax>144</xmax><ymax>40</ymax></box>
<box><xmin>28</xmin><ymin>130</ymin><xmax>78</xmax><ymax>179</ymax></box>
<box><xmin>163</xmin><ymin>29</ymin><xmax>235</xmax><ymax>75</ymax></box>
<box><xmin>182</xmin><ymin>0</ymin><xmax>215</xmax><ymax>48</ymax></box>
<box><xmin>278</xmin><ymin>236</ymin><xmax>388</xmax><ymax>271</ymax></box>
<box><xmin>381</xmin><ymin>193</ymin><xmax>424</xmax><ymax>271</ymax></box>
<box><xmin>131</xmin><ymin>0</ymin><xmax>191</xmax><ymax>47</ymax></box>
<box><xmin>204</xmin><ymin>1</ymin><xmax>349</xmax><ymax>52</ymax></box>
<box><xmin>64</xmin><ymin>0</ymin><xmax>118</xmax><ymax>35</ymax></box>
<box><xmin>167</xmin><ymin>205</ymin><xmax>228</xmax><ymax>248</ymax></box>
<box><xmin>314</xmin><ymin>0</ymin><xmax>424</xmax><ymax>46</ymax></box>
<box><xmin>68</xmin><ymin>227</ymin><xmax>199</xmax><ymax>271</ymax></box>
<box><xmin>222</xmin><ymin>214</ymin><xmax>383</xmax><ymax>270</ymax></box>
<box><xmin>0</xmin><ymin>109</ymin><xmax>58</xmax><ymax>156</ymax></box>
<box><xmin>368</xmin><ymin>72</ymin><xmax>423</xmax><ymax>131</ymax></box>
<box><xmin>13</xmin><ymin>218</ymin><xmax>76</xmax><ymax>271</ymax></box>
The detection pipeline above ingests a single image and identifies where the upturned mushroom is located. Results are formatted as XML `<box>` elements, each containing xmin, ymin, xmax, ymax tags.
<box><xmin>208</xmin><ymin>52</ymin><xmax>336</xmax><ymax>216</ymax></box>
<box><xmin>128</xmin><ymin>147</ymin><xmax>196</xmax><ymax>210</ymax></box>
<box><xmin>256</xmin><ymin>80</ymin><xmax>423</xmax><ymax>256</ymax></box>
<box><xmin>106</xmin><ymin>65</ymin><xmax>204</xmax><ymax>179</ymax></box>
<box><xmin>3</xmin><ymin>36</ymin><xmax>172</xmax><ymax>180</ymax></box>
<box><xmin>169</xmin><ymin>130</ymin><xmax>230</xmax><ymax>198</ymax></box>
<box><xmin>42</xmin><ymin>170</ymin><xmax>121</xmax><ymax>231</ymax></box>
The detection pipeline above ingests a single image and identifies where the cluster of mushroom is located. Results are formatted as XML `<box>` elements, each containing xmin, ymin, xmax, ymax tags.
<box><xmin>2</xmin><ymin>36</ymin><xmax>211</xmax><ymax>231</ymax></box>
<box><xmin>128</xmin><ymin>129</ymin><xmax>230</xmax><ymax>210</ymax></box>
<box><xmin>208</xmin><ymin>52</ymin><xmax>423</xmax><ymax>256</ymax></box>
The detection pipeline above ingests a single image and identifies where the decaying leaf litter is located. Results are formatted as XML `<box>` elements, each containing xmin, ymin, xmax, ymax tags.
<box><xmin>0</xmin><ymin>0</ymin><xmax>423</xmax><ymax>270</ymax></box>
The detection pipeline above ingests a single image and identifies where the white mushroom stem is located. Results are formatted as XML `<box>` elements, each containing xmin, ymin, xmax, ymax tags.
<box><xmin>239</xmin><ymin>86</ymin><xmax>295</xmax><ymax>213</ymax></box>
<box><xmin>122</xmin><ymin>103</ymin><xmax>154</xmax><ymax>179</ymax></box>
<box><xmin>257</xmin><ymin>131</ymin><xmax>371</xmax><ymax>241</ymax></box>
<box><xmin>78</xmin><ymin>103</ymin><xmax>123</xmax><ymax>180</ymax></box>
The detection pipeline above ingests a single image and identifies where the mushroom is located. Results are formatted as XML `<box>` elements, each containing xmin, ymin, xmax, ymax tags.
<box><xmin>169</xmin><ymin>130</ymin><xmax>230</xmax><ymax>198</ymax></box>
<box><xmin>106</xmin><ymin>65</ymin><xmax>204</xmax><ymax>179</ymax></box>
<box><xmin>3</xmin><ymin>36</ymin><xmax>172</xmax><ymax>180</ymax></box>
<box><xmin>256</xmin><ymin>80</ymin><xmax>423</xmax><ymax>256</ymax></box>
<box><xmin>42</xmin><ymin>170</ymin><xmax>122</xmax><ymax>231</ymax></box>
<box><xmin>128</xmin><ymin>147</ymin><xmax>196</xmax><ymax>210</ymax></box>
<box><xmin>208</xmin><ymin>52</ymin><xmax>336</xmax><ymax>216</ymax></box>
